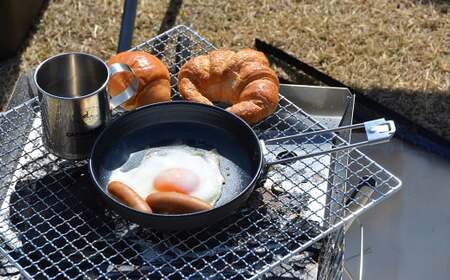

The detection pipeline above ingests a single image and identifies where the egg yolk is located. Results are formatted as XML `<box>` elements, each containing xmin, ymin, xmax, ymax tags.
<box><xmin>153</xmin><ymin>168</ymin><xmax>200</xmax><ymax>194</ymax></box>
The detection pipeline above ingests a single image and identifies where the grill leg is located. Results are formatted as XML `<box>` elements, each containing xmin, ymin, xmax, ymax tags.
<box><xmin>117</xmin><ymin>0</ymin><xmax>138</xmax><ymax>53</ymax></box>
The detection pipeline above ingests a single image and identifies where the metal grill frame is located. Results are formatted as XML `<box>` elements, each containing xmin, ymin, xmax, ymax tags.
<box><xmin>0</xmin><ymin>25</ymin><xmax>401</xmax><ymax>279</ymax></box>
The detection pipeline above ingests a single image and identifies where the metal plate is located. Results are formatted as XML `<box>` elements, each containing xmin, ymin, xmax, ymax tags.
<box><xmin>0</xmin><ymin>25</ymin><xmax>401</xmax><ymax>279</ymax></box>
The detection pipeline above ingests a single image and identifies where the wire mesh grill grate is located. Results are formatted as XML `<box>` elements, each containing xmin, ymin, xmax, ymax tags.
<box><xmin>0</xmin><ymin>25</ymin><xmax>401</xmax><ymax>279</ymax></box>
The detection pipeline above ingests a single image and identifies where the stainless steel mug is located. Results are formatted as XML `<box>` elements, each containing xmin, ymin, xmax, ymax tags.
<box><xmin>34</xmin><ymin>52</ymin><xmax>138</xmax><ymax>160</ymax></box>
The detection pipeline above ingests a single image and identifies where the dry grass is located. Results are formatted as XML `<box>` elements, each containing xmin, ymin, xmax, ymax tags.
<box><xmin>6</xmin><ymin>0</ymin><xmax>450</xmax><ymax>138</ymax></box>
<box><xmin>21</xmin><ymin>0</ymin><xmax>450</xmax><ymax>91</ymax></box>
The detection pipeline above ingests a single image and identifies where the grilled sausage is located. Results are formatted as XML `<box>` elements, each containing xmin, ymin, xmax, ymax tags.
<box><xmin>146</xmin><ymin>192</ymin><xmax>212</xmax><ymax>214</ymax></box>
<box><xmin>107</xmin><ymin>181</ymin><xmax>152</xmax><ymax>213</ymax></box>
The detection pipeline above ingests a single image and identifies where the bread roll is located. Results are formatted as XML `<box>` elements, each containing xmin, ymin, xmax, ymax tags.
<box><xmin>108</xmin><ymin>51</ymin><xmax>171</xmax><ymax>110</ymax></box>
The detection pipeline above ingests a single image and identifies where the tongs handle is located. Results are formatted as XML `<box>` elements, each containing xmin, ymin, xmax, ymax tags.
<box><xmin>265</xmin><ymin>118</ymin><xmax>395</xmax><ymax>165</ymax></box>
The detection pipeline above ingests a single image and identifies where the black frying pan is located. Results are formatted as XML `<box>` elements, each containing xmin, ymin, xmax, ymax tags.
<box><xmin>89</xmin><ymin>101</ymin><xmax>395</xmax><ymax>230</ymax></box>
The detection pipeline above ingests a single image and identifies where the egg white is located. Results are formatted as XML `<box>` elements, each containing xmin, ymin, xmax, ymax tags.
<box><xmin>109</xmin><ymin>145</ymin><xmax>225</xmax><ymax>205</ymax></box>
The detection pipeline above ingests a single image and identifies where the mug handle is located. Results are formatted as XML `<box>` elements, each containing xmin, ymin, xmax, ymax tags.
<box><xmin>108</xmin><ymin>63</ymin><xmax>139</xmax><ymax>110</ymax></box>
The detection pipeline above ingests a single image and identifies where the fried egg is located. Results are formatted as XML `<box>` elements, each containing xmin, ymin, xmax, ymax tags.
<box><xmin>109</xmin><ymin>145</ymin><xmax>225</xmax><ymax>205</ymax></box>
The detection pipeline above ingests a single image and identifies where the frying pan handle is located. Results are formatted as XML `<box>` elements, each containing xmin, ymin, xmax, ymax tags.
<box><xmin>264</xmin><ymin>118</ymin><xmax>395</xmax><ymax>166</ymax></box>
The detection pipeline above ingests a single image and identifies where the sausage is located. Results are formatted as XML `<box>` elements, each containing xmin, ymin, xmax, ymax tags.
<box><xmin>146</xmin><ymin>192</ymin><xmax>212</xmax><ymax>214</ymax></box>
<box><xmin>107</xmin><ymin>181</ymin><xmax>152</xmax><ymax>213</ymax></box>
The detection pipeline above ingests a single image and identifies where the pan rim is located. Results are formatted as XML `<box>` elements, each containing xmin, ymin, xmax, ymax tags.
<box><xmin>88</xmin><ymin>101</ymin><xmax>265</xmax><ymax>219</ymax></box>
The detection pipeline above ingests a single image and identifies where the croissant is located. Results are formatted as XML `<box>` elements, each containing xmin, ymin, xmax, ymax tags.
<box><xmin>178</xmin><ymin>49</ymin><xmax>279</xmax><ymax>124</ymax></box>
<box><xmin>108</xmin><ymin>51</ymin><xmax>171</xmax><ymax>110</ymax></box>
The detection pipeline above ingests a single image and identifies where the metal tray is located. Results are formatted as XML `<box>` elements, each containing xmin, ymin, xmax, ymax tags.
<box><xmin>0</xmin><ymin>25</ymin><xmax>401</xmax><ymax>279</ymax></box>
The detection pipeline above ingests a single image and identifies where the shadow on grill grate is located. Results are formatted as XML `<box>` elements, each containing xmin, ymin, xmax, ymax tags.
<box><xmin>6</xmin><ymin>164</ymin><xmax>322</xmax><ymax>279</ymax></box>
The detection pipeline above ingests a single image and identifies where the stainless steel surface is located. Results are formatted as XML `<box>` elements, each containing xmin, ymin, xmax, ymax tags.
<box><xmin>0</xmin><ymin>25</ymin><xmax>401</xmax><ymax>279</ymax></box>
<box><xmin>313</xmin><ymin>85</ymin><xmax>354</xmax><ymax>280</ymax></box>
<box><xmin>279</xmin><ymin>84</ymin><xmax>353</xmax><ymax>129</ymax></box>
<box><xmin>265</xmin><ymin>119</ymin><xmax>395</xmax><ymax>165</ymax></box>
<box><xmin>275</xmin><ymin>82</ymin><xmax>355</xmax><ymax>280</ymax></box>
<box><xmin>345</xmin><ymin>136</ymin><xmax>450</xmax><ymax>280</ymax></box>
<box><xmin>34</xmin><ymin>52</ymin><xmax>137</xmax><ymax>159</ymax></box>
<box><xmin>280</xmin><ymin>73</ymin><xmax>370</xmax><ymax>280</ymax></box>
